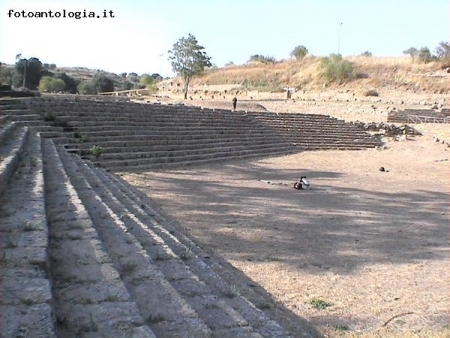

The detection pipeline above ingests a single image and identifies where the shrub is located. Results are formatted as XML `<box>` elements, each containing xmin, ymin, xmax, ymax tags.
<box><xmin>248</xmin><ymin>55</ymin><xmax>276</xmax><ymax>64</ymax></box>
<box><xmin>140</xmin><ymin>74</ymin><xmax>158</xmax><ymax>94</ymax></box>
<box><xmin>319</xmin><ymin>54</ymin><xmax>354</xmax><ymax>83</ymax></box>
<box><xmin>39</xmin><ymin>76</ymin><xmax>66</xmax><ymax>93</ymax></box>
<box><xmin>363</xmin><ymin>89</ymin><xmax>379</xmax><ymax>97</ymax></box>
<box><xmin>90</xmin><ymin>145</ymin><xmax>103</xmax><ymax>158</ymax></box>
<box><xmin>290</xmin><ymin>45</ymin><xmax>309</xmax><ymax>60</ymax></box>
<box><xmin>359</xmin><ymin>51</ymin><xmax>372</xmax><ymax>57</ymax></box>
<box><xmin>77</xmin><ymin>81</ymin><xmax>96</xmax><ymax>95</ymax></box>
<box><xmin>417</xmin><ymin>47</ymin><xmax>433</xmax><ymax>63</ymax></box>
<box><xmin>308</xmin><ymin>297</ymin><xmax>333</xmax><ymax>310</ymax></box>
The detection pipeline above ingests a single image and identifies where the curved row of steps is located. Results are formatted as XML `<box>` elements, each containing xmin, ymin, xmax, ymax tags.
<box><xmin>0</xmin><ymin>128</ymin><xmax>55</xmax><ymax>337</ymax></box>
<box><xmin>0</xmin><ymin>124</ymin><xmax>318</xmax><ymax>337</ymax></box>
<box><xmin>54</xmin><ymin>146</ymin><xmax>302</xmax><ymax>337</ymax></box>
<box><xmin>1</xmin><ymin>96</ymin><xmax>381</xmax><ymax>172</ymax></box>
<box><xmin>43</xmin><ymin>139</ymin><xmax>154</xmax><ymax>337</ymax></box>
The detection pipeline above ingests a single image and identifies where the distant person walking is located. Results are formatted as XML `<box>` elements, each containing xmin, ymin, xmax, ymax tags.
<box><xmin>232</xmin><ymin>97</ymin><xmax>237</xmax><ymax>111</ymax></box>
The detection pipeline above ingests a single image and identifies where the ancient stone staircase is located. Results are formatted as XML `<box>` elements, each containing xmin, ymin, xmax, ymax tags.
<box><xmin>388</xmin><ymin>108</ymin><xmax>450</xmax><ymax>124</ymax></box>
<box><xmin>1</xmin><ymin>96</ymin><xmax>381</xmax><ymax>172</ymax></box>
<box><xmin>0</xmin><ymin>116</ymin><xmax>319</xmax><ymax>337</ymax></box>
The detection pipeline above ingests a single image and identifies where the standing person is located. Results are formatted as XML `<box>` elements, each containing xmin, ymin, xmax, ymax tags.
<box><xmin>232</xmin><ymin>97</ymin><xmax>237</xmax><ymax>111</ymax></box>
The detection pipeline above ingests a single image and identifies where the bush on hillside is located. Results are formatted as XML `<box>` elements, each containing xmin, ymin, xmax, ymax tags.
<box><xmin>319</xmin><ymin>54</ymin><xmax>354</xmax><ymax>83</ymax></box>
<box><xmin>77</xmin><ymin>81</ymin><xmax>96</xmax><ymax>94</ymax></box>
<box><xmin>359</xmin><ymin>51</ymin><xmax>372</xmax><ymax>57</ymax></box>
<box><xmin>53</xmin><ymin>72</ymin><xmax>78</xmax><ymax>93</ymax></box>
<box><xmin>417</xmin><ymin>47</ymin><xmax>434</xmax><ymax>63</ymax></box>
<box><xmin>140</xmin><ymin>74</ymin><xmax>158</xmax><ymax>94</ymax></box>
<box><xmin>39</xmin><ymin>76</ymin><xmax>66</xmax><ymax>93</ymax></box>
<box><xmin>248</xmin><ymin>55</ymin><xmax>276</xmax><ymax>64</ymax></box>
<box><xmin>363</xmin><ymin>89</ymin><xmax>379</xmax><ymax>97</ymax></box>
<box><xmin>290</xmin><ymin>45</ymin><xmax>309</xmax><ymax>60</ymax></box>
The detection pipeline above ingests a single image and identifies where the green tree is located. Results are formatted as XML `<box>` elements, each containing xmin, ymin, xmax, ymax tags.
<box><xmin>77</xmin><ymin>81</ymin><xmax>96</xmax><ymax>94</ymax></box>
<box><xmin>91</xmin><ymin>74</ymin><xmax>114</xmax><ymax>93</ymax></box>
<box><xmin>54</xmin><ymin>72</ymin><xmax>78</xmax><ymax>93</ymax></box>
<box><xmin>39</xmin><ymin>76</ymin><xmax>66</xmax><ymax>93</ymax></box>
<box><xmin>15</xmin><ymin>56</ymin><xmax>43</xmax><ymax>89</ymax></box>
<box><xmin>0</xmin><ymin>66</ymin><xmax>15</xmax><ymax>86</ymax></box>
<box><xmin>319</xmin><ymin>54</ymin><xmax>354</xmax><ymax>83</ymax></box>
<box><xmin>290</xmin><ymin>45</ymin><xmax>309</xmax><ymax>60</ymax></box>
<box><xmin>417</xmin><ymin>47</ymin><xmax>433</xmax><ymax>63</ymax></box>
<box><xmin>403</xmin><ymin>47</ymin><xmax>418</xmax><ymax>61</ymax></box>
<box><xmin>121</xmin><ymin>81</ymin><xmax>133</xmax><ymax>90</ymax></box>
<box><xmin>168</xmin><ymin>34</ymin><xmax>212</xmax><ymax>99</ymax></box>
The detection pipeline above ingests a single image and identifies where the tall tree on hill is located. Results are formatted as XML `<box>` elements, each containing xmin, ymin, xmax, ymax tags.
<box><xmin>168</xmin><ymin>34</ymin><xmax>212</xmax><ymax>99</ymax></box>
<box><xmin>15</xmin><ymin>56</ymin><xmax>43</xmax><ymax>89</ymax></box>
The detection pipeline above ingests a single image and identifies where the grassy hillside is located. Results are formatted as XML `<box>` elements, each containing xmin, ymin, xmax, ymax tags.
<box><xmin>191</xmin><ymin>56</ymin><xmax>449</xmax><ymax>94</ymax></box>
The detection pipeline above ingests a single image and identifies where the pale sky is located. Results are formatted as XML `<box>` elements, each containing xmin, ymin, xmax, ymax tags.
<box><xmin>1</xmin><ymin>0</ymin><xmax>449</xmax><ymax>77</ymax></box>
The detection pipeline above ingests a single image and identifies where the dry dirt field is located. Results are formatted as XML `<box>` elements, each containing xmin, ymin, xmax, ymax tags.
<box><xmin>123</xmin><ymin>96</ymin><xmax>450</xmax><ymax>338</ymax></box>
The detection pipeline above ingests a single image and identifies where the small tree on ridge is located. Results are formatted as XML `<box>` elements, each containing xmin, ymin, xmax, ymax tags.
<box><xmin>168</xmin><ymin>34</ymin><xmax>212</xmax><ymax>99</ymax></box>
<box><xmin>290</xmin><ymin>45</ymin><xmax>309</xmax><ymax>60</ymax></box>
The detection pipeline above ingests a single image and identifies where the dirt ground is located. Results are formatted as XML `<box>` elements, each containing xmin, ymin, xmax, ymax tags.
<box><xmin>122</xmin><ymin>97</ymin><xmax>450</xmax><ymax>337</ymax></box>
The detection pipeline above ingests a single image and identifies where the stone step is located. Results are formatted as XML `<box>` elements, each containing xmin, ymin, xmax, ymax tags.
<box><xmin>93</xmin><ymin>163</ymin><xmax>318</xmax><ymax>338</ymax></box>
<box><xmin>0</xmin><ymin>109</ymin><xmax>33</xmax><ymax>116</ymax></box>
<box><xmin>93</xmin><ymin>142</ymin><xmax>295</xmax><ymax>161</ymax></box>
<box><xmin>7</xmin><ymin>114</ymin><xmax>42</xmax><ymax>122</ymax></box>
<box><xmin>63</xmin><ymin>133</ymin><xmax>289</xmax><ymax>145</ymax></box>
<box><xmin>65</xmin><ymin>150</ymin><xmax>294</xmax><ymax>337</ymax></box>
<box><xmin>43</xmin><ymin>139</ymin><xmax>156</xmax><ymax>338</ymax></box>
<box><xmin>0</xmin><ymin>131</ymin><xmax>56</xmax><ymax>338</ymax></box>
<box><xmin>66</xmin><ymin>138</ymin><xmax>294</xmax><ymax>154</ymax></box>
<box><xmin>0</xmin><ymin>124</ymin><xmax>29</xmax><ymax>196</ymax></box>
<box><xmin>0</xmin><ymin>121</ymin><xmax>18</xmax><ymax>144</ymax></box>
<box><xmin>54</xmin><ymin>144</ymin><xmax>213</xmax><ymax>337</ymax></box>
<box><xmin>98</xmin><ymin>149</ymin><xmax>297</xmax><ymax>173</ymax></box>
<box><xmin>91</xmin><ymin>145</ymin><xmax>296</xmax><ymax>169</ymax></box>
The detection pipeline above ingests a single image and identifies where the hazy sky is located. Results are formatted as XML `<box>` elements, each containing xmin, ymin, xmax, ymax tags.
<box><xmin>1</xmin><ymin>0</ymin><xmax>448</xmax><ymax>76</ymax></box>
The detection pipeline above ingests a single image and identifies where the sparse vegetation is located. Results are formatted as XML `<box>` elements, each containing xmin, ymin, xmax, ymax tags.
<box><xmin>360</xmin><ymin>51</ymin><xmax>373</xmax><ymax>57</ymax></box>
<box><xmin>418</xmin><ymin>47</ymin><xmax>434</xmax><ymax>63</ymax></box>
<box><xmin>319</xmin><ymin>54</ymin><xmax>354</xmax><ymax>83</ymax></box>
<box><xmin>147</xmin><ymin>313</ymin><xmax>164</xmax><ymax>323</ymax></box>
<box><xmin>39</xmin><ymin>76</ymin><xmax>66</xmax><ymax>93</ymax></box>
<box><xmin>121</xmin><ymin>261</ymin><xmax>138</xmax><ymax>275</ymax></box>
<box><xmin>290</xmin><ymin>45</ymin><xmax>309</xmax><ymax>60</ymax></box>
<box><xmin>44</xmin><ymin>113</ymin><xmax>56</xmax><ymax>122</ymax></box>
<box><xmin>308</xmin><ymin>297</ymin><xmax>333</xmax><ymax>310</ymax></box>
<box><xmin>105</xmin><ymin>293</ymin><xmax>120</xmax><ymax>302</ymax></box>
<box><xmin>90</xmin><ymin>145</ymin><xmax>103</xmax><ymax>158</ymax></box>
<box><xmin>333</xmin><ymin>324</ymin><xmax>350</xmax><ymax>331</ymax></box>
<box><xmin>140</xmin><ymin>74</ymin><xmax>158</xmax><ymax>94</ymax></box>
<box><xmin>89</xmin><ymin>313</ymin><xmax>98</xmax><ymax>332</ymax></box>
<box><xmin>363</xmin><ymin>89</ymin><xmax>379</xmax><ymax>97</ymax></box>
<box><xmin>248</xmin><ymin>55</ymin><xmax>276</xmax><ymax>64</ymax></box>
<box><xmin>24</xmin><ymin>221</ymin><xmax>40</xmax><ymax>231</ymax></box>
<box><xmin>179</xmin><ymin>247</ymin><xmax>193</xmax><ymax>260</ymax></box>
<box><xmin>5</xmin><ymin>234</ymin><xmax>18</xmax><ymax>248</ymax></box>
